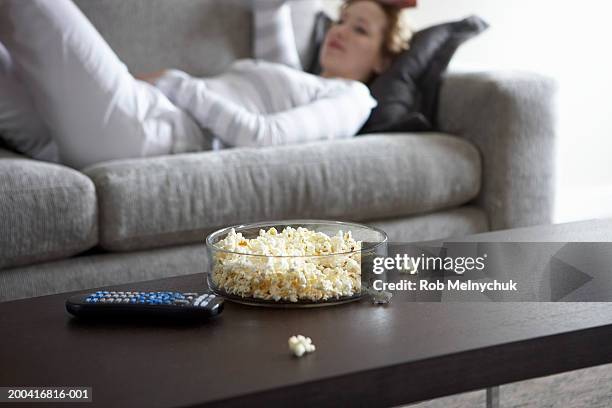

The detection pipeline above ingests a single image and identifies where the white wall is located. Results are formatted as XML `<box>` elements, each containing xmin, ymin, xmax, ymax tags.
<box><xmin>323</xmin><ymin>0</ymin><xmax>612</xmax><ymax>223</ymax></box>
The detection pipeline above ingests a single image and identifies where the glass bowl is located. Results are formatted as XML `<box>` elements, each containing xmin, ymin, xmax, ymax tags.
<box><xmin>205</xmin><ymin>220</ymin><xmax>388</xmax><ymax>307</ymax></box>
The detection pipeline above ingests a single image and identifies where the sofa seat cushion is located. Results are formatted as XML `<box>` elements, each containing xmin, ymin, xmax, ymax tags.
<box><xmin>84</xmin><ymin>133</ymin><xmax>481</xmax><ymax>252</ymax></box>
<box><xmin>0</xmin><ymin>150</ymin><xmax>98</xmax><ymax>269</ymax></box>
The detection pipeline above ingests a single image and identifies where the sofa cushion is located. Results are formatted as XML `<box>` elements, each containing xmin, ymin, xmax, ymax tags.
<box><xmin>84</xmin><ymin>134</ymin><xmax>481</xmax><ymax>252</ymax></box>
<box><xmin>0</xmin><ymin>149</ymin><xmax>98</xmax><ymax>269</ymax></box>
<box><xmin>73</xmin><ymin>0</ymin><xmax>321</xmax><ymax>76</ymax></box>
<box><xmin>363</xmin><ymin>15</ymin><xmax>489</xmax><ymax>133</ymax></box>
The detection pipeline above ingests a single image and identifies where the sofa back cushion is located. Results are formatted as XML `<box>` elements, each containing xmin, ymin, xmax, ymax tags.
<box><xmin>73</xmin><ymin>0</ymin><xmax>321</xmax><ymax>76</ymax></box>
<box><xmin>84</xmin><ymin>134</ymin><xmax>481</xmax><ymax>252</ymax></box>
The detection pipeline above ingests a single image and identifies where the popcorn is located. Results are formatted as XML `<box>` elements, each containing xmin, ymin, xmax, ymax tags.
<box><xmin>211</xmin><ymin>226</ymin><xmax>361</xmax><ymax>302</ymax></box>
<box><xmin>398</xmin><ymin>258</ymin><xmax>417</xmax><ymax>274</ymax></box>
<box><xmin>288</xmin><ymin>334</ymin><xmax>316</xmax><ymax>357</ymax></box>
<box><xmin>369</xmin><ymin>289</ymin><xmax>393</xmax><ymax>305</ymax></box>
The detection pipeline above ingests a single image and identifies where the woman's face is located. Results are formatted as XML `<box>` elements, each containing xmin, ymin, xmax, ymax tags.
<box><xmin>320</xmin><ymin>0</ymin><xmax>389</xmax><ymax>82</ymax></box>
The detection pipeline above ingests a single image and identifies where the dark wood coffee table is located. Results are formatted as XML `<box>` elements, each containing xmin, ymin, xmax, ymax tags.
<box><xmin>1</xmin><ymin>220</ymin><xmax>612</xmax><ymax>407</ymax></box>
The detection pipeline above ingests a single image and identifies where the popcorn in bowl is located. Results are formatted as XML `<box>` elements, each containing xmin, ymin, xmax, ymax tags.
<box><xmin>210</xmin><ymin>226</ymin><xmax>362</xmax><ymax>302</ymax></box>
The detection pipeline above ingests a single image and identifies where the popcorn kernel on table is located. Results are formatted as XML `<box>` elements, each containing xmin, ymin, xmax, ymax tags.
<box><xmin>288</xmin><ymin>335</ymin><xmax>316</xmax><ymax>357</ymax></box>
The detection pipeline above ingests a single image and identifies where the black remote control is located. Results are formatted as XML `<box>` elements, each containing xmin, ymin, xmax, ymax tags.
<box><xmin>66</xmin><ymin>290</ymin><xmax>224</xmax><ymax>321</ymax></box>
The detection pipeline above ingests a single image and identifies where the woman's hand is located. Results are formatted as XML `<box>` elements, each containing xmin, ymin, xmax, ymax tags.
<box><xmin>377</xmin><ymin>0</ymin><xmax>417</xmax><ymax>8</ymax></box>
<box><xmin>135</xmin><ymin>69</ymin><xmax>168</xmax><ymax>85</ymax></box>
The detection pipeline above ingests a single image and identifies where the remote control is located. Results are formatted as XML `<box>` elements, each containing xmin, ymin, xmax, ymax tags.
<box><xmin>66</xmin><ymin>291</ymin><xmax>224</xmax><ymax>321</ymax></box>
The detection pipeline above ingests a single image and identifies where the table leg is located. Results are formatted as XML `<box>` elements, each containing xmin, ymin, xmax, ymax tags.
<box><xmin>486</xmin><ymin>386</ymin><xmax>500</xmax><ymax>408</ymax></box>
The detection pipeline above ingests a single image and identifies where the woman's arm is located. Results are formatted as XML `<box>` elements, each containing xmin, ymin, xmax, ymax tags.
<box><xmin>253</xmin><ymin>0</ymin><xmax>302</xmax><ymax>70</ymax></box>
<box><xmin>155</xmin><ymin>70</ymin><xmax>376</xmax><ymax>148</ymax></box>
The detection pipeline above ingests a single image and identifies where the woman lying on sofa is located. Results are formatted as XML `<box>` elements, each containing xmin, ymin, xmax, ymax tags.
<box><xmin>0</xmin><ymin>0</ymin><xmax>412</xmax><ymax>168</ymax></box>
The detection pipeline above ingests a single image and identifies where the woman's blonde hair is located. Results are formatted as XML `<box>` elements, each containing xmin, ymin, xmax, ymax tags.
<box><xmin>341</xmin><ymin>0</ymin><xmax>412</xmax><ymax>59</ymax></box>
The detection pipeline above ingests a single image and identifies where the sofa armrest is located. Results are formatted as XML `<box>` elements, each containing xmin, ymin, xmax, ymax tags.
<box><xmin>437</xmin><ymin>71</ymin><xmax>557</xmax><ymax>230</ymax></box>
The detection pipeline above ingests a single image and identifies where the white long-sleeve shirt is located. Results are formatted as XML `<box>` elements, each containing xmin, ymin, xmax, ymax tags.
<box><xmin>154</xmin><ymin>1</ymin><xmax>376</xmax><ymax>149</ymax></box>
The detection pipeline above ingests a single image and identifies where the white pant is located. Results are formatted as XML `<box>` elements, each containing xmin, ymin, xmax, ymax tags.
<box><xmin>0</xmin><ymin>0</ymin><xmax>204</xmax><ymax>169</ymax></box>
<box><xmin>0</xmin><ymin>42</ymin><xmax>59</xmax><ymax>162</ymax></box>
